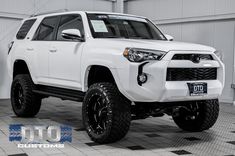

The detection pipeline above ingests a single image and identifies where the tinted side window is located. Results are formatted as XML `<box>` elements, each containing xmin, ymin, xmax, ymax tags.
<box><xmin>16</xmin><ymin>19</ymin><xmax>36</xmax><ymax>40</ymax></box>
<box><xmin>56</xmin><ymin>15</ymin><xmax>84</xmax><ymax>41</ymax></box>
<box><xmin>34</xmin><ymin>16</ymin><xmax>59</xmax><ymax>41</ymax></box>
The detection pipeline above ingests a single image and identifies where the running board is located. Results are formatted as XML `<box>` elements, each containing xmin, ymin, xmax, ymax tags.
<box><xmin>33</xmin><ymin>85</ymin><xmax>85</xmax><ymax>102</ymax></box>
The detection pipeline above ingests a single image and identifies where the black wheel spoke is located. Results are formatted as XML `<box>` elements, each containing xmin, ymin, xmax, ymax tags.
<box><xmin>14</xmin><ymin>83</ymin><xmax>25</xmax><ymax>109</ymax></box>
<box><xmin>87</xmin><ymin>94</ymin><xmax>108</xmax><ymax>135</ymax></box>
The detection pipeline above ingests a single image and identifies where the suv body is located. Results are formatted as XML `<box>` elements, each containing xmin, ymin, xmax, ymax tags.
<box><xmin>8</xmin><ymin>11</ymin><xmax>225</xmax><ymax>143</ymax></box>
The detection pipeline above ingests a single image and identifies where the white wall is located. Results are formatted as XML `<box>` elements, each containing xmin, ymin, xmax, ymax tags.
<box><xmin>126</xmin><ymin>0</ymin><xmax>235</xmax><ymax>103</ymax></box>
<box><xmin>0</xmin><ymin>0</ymin><xmax>113</xmax><ymax>15</ymax></box>
<box><xmin>0</xmin><ymin>18</ymin><xmax>20</xmax><ymax>98</ymax></box>
<box><xmin>0</xmin><ymin>0</ymin><xmax>113</xmax><ymax>99</ymax></box>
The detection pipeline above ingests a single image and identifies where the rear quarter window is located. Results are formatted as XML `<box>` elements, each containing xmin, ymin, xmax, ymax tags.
<box><xmin>16</xmin><ymin>19</ymin><xmax>36</xmax><ymax>40</ymax></box>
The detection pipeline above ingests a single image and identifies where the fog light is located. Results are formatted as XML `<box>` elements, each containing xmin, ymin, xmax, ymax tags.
<box><xmin>138</xmin><ymin>73</ymin><xmax>148</xmax><ymax>84</ymax></box>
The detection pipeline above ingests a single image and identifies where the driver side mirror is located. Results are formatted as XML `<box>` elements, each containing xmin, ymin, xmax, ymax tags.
<box><xmin>61</xmin><ymin>29</ymin><xmax>84</xmax><ymax>41</ymax></box>
<box><xmin>165</xmin><ymin>34</ymin><xmax>174</xmax><ymax>41</ymax></box>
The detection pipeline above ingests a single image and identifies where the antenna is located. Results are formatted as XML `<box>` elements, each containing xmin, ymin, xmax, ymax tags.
<box><xmin>30</xmin><ymin>9</ymin><xmax>69</xmax><ymax>17</ymax></box>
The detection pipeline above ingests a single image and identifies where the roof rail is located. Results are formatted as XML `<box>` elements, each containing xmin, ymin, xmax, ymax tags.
<box><xmin>30</xmin><ymin>9</ymin><xmax>69</xmax><ymax>17</ymax></box>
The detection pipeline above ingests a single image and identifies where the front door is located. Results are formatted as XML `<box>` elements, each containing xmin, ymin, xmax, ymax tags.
<box><xmin>48</xmin><ymin>14</ymin><xmax>85</xmax><ymax>90</ymax></box>
<box><xmin>31</xmin><ymin>15</ymin><xmax>60</xmax><ymax>85</ymax></box>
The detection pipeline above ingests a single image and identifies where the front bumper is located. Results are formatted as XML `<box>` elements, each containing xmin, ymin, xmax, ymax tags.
<box><xmin>115</xmin><ymin>51</ymin><xmax>225</xmax><ymax>102</ymax></box>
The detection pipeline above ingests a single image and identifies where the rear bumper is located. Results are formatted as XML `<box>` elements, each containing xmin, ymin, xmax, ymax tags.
<box><xmin>115</xmin><ymin>51</ymin><xmax>225</xmax><ymax>102</ymax></box>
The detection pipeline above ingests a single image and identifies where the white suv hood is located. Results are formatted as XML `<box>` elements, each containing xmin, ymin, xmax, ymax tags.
<box><xmin>96</xmin><ymin>39</ymin><xmax>216</xmax><ymax>52</ymax></box>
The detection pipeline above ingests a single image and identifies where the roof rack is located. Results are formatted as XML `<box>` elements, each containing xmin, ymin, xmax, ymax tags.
<box><xmin>30</xmin><ymin>9</ymin><xmax>69</xmax><ymax>17</ymax></box>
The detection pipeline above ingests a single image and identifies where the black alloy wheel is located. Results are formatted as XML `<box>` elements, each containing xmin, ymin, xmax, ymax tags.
<box><xmin>11</xmin><ymin>74</ymin><xmax>41</xmax><ymax>117</ymax></box>
<box><xmin>82</xmin><ymin>83</ymin><xmax>131</xmax><ymax>143</ymax></box>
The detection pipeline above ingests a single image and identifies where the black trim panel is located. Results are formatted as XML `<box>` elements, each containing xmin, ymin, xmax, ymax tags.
<box><xmin>137</xmin><ymin>62</ymin><xmax>149</xmax><ymax>86</ymax></box>
<box><xmin>33</xmin><ymin>85</ymin><xmax>85</xmax><ymax>102</ymax></box>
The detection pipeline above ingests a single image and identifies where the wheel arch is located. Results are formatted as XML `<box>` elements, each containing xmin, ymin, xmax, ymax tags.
<box><xmin>83</xmin><ymin>64</ymin><xmax>121</xmax><ymax>92</ymax></box>
<box><xmin>12</xmin><ymin>59</ymin><xmax>34</xmax><ymax>80</ymax></box>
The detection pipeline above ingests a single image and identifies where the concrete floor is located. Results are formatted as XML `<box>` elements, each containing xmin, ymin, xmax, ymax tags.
<box><xmin>0</xmin><ymin>98</ymin><xmax>234</xmax><ymax>156</ymax></box>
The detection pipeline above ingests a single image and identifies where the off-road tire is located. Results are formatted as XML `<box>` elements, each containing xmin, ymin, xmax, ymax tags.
<box><xmin>82</xmin><ymin>83</ymin><xmax>131</xmax><ymax>143</ymax></box>
<box><xmin>172</xmin><ymin>99</ymin><xmax>219</xmax><ymax>132</ymax></box>
<box><xmin>11</xmin><ymin>74</ymin><xmax>41</xmax><ymax>117</ymax></box>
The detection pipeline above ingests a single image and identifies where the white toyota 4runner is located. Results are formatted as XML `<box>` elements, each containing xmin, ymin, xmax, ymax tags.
<box><xmin>8</xmin><ymin>11</ymin><xmax>225</xmax><ymax>143</ymax></box>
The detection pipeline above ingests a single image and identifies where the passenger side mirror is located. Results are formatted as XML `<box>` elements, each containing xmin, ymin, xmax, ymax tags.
<box><xmin>165</xmin><ymin>34</ymin><xmax>174</xmax><ymax>41</ymax></box>
<box><xmin>61</xmin><ymin>29</ymin><xmax>84</xmax><ymax>41</ymax></box>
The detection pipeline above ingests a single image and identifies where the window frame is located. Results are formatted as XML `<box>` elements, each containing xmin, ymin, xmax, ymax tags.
<box><xmin>32</xmin><ymin>15</ymin><xmax>60</xmax><ymax>41</ymax></box>
<box><xmin>16</xmin><ymin>19</ymin><xmax>37</xmax><ymax>40</ymax></box>
<box><xmin>55</xmin><ymin>14</ymin><xmax>85</xmax><ymax>42</ymax></box>
<box><xmin>32</xmin><ymin>14</ymin><xmax>85</xmax><ymax>42</ymax></box>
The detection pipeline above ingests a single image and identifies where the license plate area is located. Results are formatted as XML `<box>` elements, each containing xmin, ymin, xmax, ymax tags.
<box><xmin>187</xmin><ymin>83</ymin><xmax>207</xmax><ymax>96</ymax></box>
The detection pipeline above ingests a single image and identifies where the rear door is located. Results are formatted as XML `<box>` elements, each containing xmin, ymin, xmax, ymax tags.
<box><xmin>48</xmin><ymin>14</ymin><xmax>85</xmax><ymax>90</ymax></box>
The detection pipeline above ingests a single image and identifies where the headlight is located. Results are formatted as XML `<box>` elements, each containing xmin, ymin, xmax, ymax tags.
<box><xmin>123</xmin><ymin>48</ymin><xmax>166</xmax><ymax>62</ymax></box>
<box><xmin>214</xmin><ymin>50</ymin><xmax>223</xmax><ymax>61</ymax></box>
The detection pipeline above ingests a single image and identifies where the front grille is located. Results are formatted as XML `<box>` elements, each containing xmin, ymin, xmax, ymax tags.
<box><xmin>166</xmin><ymin>68</ymin><xmax>217</xmax><ymax>81</ymax></box>
<box><xmin>172</xmin><ymin>54</ymin><xmax>213</xmax><ymax>61</ymax></box>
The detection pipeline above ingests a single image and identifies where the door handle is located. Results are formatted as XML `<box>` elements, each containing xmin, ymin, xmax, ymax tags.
<box><xmin>27</xmin><ymin>47</ymin><xmax>34</xmax><ymax>51</ymax></box>
<box><xmin>49</xmin><ymin>48</ymin><xmax>57</xmax><ymax>53</ymax></box>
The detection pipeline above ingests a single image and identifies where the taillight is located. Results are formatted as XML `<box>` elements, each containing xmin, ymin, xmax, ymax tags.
<box><xmin>8</xmin><ymin>41</ymin><xmax>14</xmax><ymax>54</ymax></box>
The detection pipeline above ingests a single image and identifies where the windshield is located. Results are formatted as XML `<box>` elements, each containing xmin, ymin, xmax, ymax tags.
<box><xmin>87</xmin><ymin>13</ymin><xmax>167</xmax><ymax>40</ymax></box>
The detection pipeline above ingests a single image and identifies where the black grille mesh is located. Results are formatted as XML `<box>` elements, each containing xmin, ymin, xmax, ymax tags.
<box><xmin>166</xmin><ymin>68</ymin><xmax>217</xmax><ymax>81</ymax></box>
<box><xmin>172</xmin><ymin>54</ymin><xmax>213</xmax><ymax>61</ymax></box>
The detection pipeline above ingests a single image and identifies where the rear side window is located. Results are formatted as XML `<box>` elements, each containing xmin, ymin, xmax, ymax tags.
<box><xmin>16</xmin><ymin>19</ymin><xmax>36</xmax><ymax>40</ymax></box>
<box><xmin>33</xmin><ymin>16</ymin><xmax>59</xmax><ymax>41</ymax></box>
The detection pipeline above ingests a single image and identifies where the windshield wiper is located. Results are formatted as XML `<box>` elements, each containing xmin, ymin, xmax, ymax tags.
<box><xmin>104</xmin><ymin>36</ymin><xmax>125</xmax><ymax>38</ymax></box>
<box><xmin>129</xmin><ymin>36</ymin><xmax>150</xmax><ymax>39</ymax></box>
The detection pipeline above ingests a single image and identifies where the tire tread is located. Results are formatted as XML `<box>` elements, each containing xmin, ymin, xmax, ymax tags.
<box><xmin>11</xmin><ymin>74</ymin><xmax>41</xmax><ymax>117</ymax></box>
<box><xmin>83</xmin><ymin>82</ymin><xmax>131</xmax><ymax>143</ymax></box>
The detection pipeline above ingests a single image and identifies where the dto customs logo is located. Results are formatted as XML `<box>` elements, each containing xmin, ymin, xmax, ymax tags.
<box><xmin>9</xmin><ymin>124</ymin><xmax>72</xmax><ymax>148</ymax></box>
